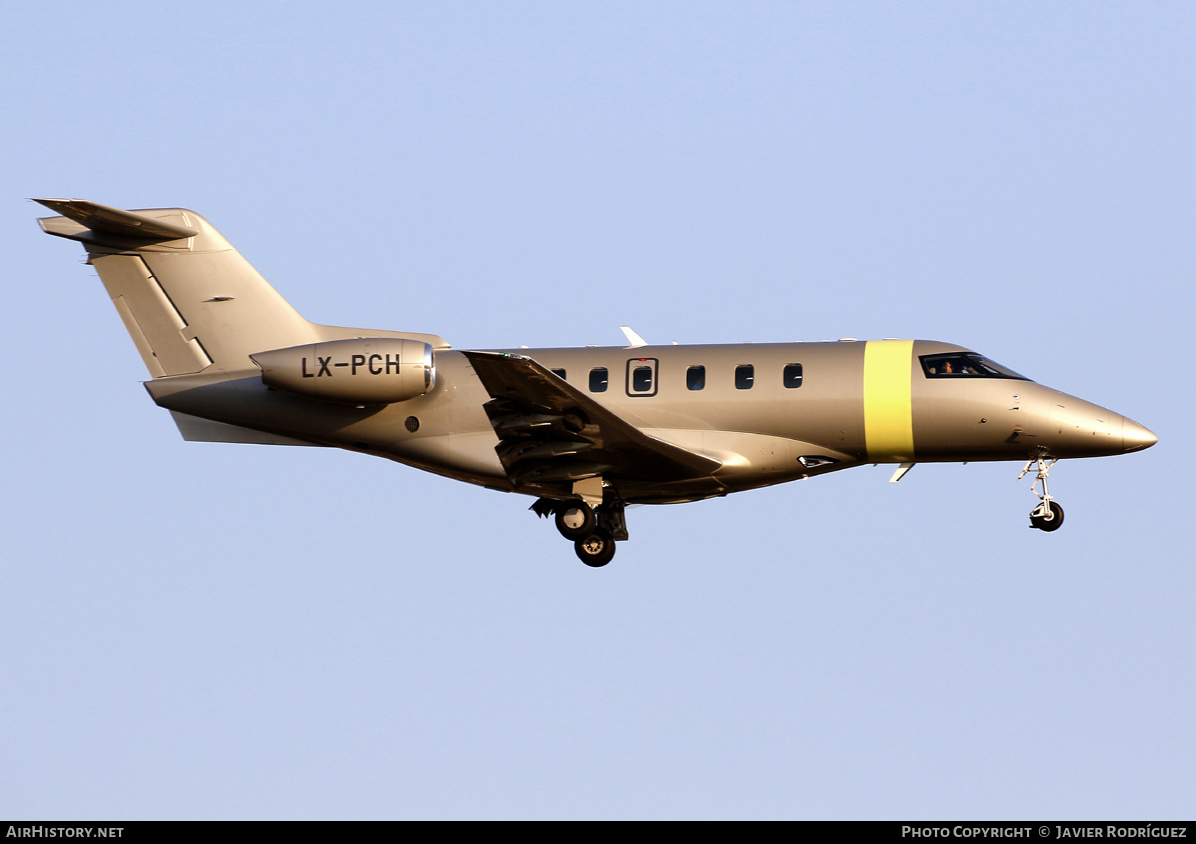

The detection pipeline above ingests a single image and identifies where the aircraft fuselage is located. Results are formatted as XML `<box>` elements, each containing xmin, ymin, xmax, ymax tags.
<box><xmin>145</xmin><ymin>338</ymin><xmax>1154</xmax><ymax>505</ymax></box>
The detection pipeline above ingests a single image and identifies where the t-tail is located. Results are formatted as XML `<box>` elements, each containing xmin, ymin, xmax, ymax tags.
<box><xmin>36</xmin><ymin>198</ymin><xmax>448</xmax><ymax>445</ymax></box>
<box><xmin>34</xmin><ymin>198</ymin><xmax>446</xmax><ymax>378</ymax></box>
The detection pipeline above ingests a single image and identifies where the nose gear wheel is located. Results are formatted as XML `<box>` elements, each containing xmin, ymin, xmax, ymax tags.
<box><xmin>1030</xmin><ymin>501</ymin><xmax>1065</xmax><ymax>531</ymax></box>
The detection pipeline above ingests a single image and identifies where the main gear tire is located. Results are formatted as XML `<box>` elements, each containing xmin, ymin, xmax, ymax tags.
<box><xmin>574</xmin><ymin>529</ymin><xmax>616</xmax><ymax>567</ymax></box>
<box><xmin>555</xmin><ymin>503</ymin><xmax>596</xmax><ymax>541</ymax></box>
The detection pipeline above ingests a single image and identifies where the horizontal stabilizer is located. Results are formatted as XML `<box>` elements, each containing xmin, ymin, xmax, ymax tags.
<box><xmin>33</xmin><ymin>198</ymin><xmax>198</xmax><ymax>241</ymax></box>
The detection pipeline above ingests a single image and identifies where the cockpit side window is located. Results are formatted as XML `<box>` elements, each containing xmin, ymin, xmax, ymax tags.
<box><xmin>920</xmin><ymin>353</ymin><xmax>1028</xmax><ymax>380</ymax></box>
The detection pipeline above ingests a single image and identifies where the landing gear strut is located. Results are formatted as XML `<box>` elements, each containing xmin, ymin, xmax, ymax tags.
<box><xmin>1019</xmin><ymin>456</ymin><xmax>1065</xmax><ymax>532</ymax></box>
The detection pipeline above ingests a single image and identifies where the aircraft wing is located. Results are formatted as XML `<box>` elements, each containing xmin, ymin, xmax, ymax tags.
<box><xmin>463</xmin><ymin>351</ymin><xmax>721</xmax><ymax>492</ymax></box>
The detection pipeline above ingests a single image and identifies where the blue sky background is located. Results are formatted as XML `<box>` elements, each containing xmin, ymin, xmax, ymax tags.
<box><xmin>2</xmin><ymin>1</ymin><xmax>1192</xmax><ymax>820</ymax></box>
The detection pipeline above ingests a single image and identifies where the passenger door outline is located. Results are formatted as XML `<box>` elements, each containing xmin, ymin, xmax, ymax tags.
<box><xmin>626</xmin><ymin>358</ymin><xmax>659</xmax><ymax>397</ymax></box>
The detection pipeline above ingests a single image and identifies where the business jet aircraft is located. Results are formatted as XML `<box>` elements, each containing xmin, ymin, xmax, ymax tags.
<box><xmin>36</xmin><ymin>199</ymin><xmax>1157</xmax><ymax>566</ymax></box>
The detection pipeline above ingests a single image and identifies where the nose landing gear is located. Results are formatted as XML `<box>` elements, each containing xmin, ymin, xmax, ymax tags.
<box><xmin>1019</xmin><ymin>456</ymin><xmax>1065</xmax><ymax>532</ymax></box>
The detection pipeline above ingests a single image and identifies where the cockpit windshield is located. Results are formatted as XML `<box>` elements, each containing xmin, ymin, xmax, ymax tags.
<box><xmin>920</xmin><ymin>353</ymin><xmax>1028</xmax><ymax>380</ymax></box>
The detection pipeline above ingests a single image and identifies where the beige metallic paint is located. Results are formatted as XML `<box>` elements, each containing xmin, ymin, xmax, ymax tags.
<box><xmin>38</xmin><ymin>200</ymin><xmax>1156</xmax><ymax>510</ymax></box>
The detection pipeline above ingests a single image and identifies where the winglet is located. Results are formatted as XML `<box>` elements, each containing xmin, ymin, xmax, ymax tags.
<box><xmin>33</xmin><ymin>198</ymin><xmax>199</xmax><ymax>240</ymax></box>
<box><xmin>620</xmin><ymin>326</ymin><xmax>649</xmax><ymax>348</ymax></box>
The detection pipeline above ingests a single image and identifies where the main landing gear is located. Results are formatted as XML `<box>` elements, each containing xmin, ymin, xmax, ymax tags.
<box><xmin>532</xmin><ymin>497</ymin><xmax>628</xmax><ymax>566</ymax></box>
<box><xmin>1019</xmin><ymin>456</ymin><xmax>1065</xmax><ymax>532</ymax></box>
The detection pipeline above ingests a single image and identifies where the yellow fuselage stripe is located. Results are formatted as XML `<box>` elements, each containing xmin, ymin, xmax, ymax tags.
<box><xmin>864</xmin><ymin>340</ymin><xmax>915</xmax><ymax>461</ymax></box>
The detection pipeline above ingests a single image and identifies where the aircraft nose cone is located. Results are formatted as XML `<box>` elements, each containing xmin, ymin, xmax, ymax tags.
<box><xmin>1123</xmin><ymin>417</ymin><xmax>1157</xmax><ymax>452</ymax></box>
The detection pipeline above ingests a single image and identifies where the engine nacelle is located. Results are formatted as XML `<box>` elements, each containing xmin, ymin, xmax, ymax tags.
<box><xmin>249</xmin><ymin>338</ymin><xmax>434</xmax><ymax>405</ymax></box>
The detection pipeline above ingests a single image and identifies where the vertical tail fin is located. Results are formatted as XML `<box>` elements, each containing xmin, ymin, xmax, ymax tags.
<box><xmin>36</xmin><ymin>199</ymin><xmax>320</xmax><ymax>377</ymax></box>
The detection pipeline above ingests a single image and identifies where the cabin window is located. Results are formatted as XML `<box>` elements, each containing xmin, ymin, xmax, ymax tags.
<box><xmin>686</xmin><ymin>365</ymin><xmax>705</xmax><ymax>391</ymax></box>
<box><xmin>589</xmin><ymin>367</ymin><xmax>608</xmax><ymax>392</ymax></box>
<box><xmin>551</xmin><ymin>368</ymin><xmax>566</xmax><ymax>380</ymax></box>
<box><xmin>920</xmin><ymin>353</ymin><xmax>1028</xmax><ymax>380</ymax></box>
<box><xmin>735</xmin><ymin>364</ymin><xmax>754</xmax><ymax>390</ymax></box>
<box><xmin>632</xmin><ymin>366</ymin><xmax>652</xmax><ymax>392</ymax></box>
<box><xmin>783</xmin><ymin>363</ymin><xmax>803</xmax><ymax>388</ymax></box>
